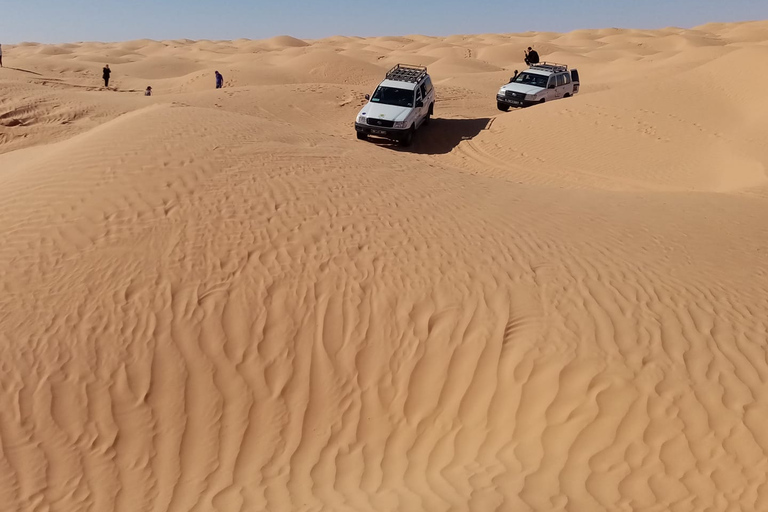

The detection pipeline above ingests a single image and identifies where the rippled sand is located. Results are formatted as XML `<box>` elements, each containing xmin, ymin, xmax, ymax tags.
<box><xmin>2</xmin><ymin>21</ymin><xmax>768</xmax><ymax>512</ymax></box>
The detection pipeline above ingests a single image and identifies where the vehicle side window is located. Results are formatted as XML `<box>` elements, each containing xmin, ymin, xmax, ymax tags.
<box><xmin>424</xmin><ymin>77</ymin><xmax>433</xmax><ymax>95</ymax></box>
<box><xmin>415</xmin><ymin>88</ymin><xmax>422</xmax><ymax>104</ymax></box>
<box><xmin>557</xmin><ymin>74</ymin><xmax>566</xmax><ymax>86</ymax></box>
<box><xmin>564</xmin><ymin>73</ymin><xmax>571</xmax><ymax>84</ymax></box>
<box><xmin>420</xmin><ymin>83</ymin><xmax>427</xmax><ymax>98</ymax></box>
<box><xmin>548</xmin><ymin>76</ymin><xmax>557</xmax><ymax>88</ymax></box>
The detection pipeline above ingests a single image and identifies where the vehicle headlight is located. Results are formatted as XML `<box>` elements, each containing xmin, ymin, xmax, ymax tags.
<box><xmin>393</xmin><ymin>121</ymin><xmax>407</xmax><ymax>129</ymax></box>
<box><xmin>357</xmin><ymin>115</ymin><xmax>367</xmax><ymax>124</ymax></box>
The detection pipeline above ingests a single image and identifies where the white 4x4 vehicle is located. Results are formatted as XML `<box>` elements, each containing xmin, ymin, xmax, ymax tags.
<box><xmin>355</xmin><ymin>64</ymin><xmax>435</xmax><ymax>146</ymax></box>
<box><xmin>496</xmin><ymin>62</ymin><xmax>580</xmax><ymax>111</ymax></box>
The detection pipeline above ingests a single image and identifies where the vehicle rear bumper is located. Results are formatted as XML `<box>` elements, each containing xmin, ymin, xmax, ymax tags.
<box><xmin>355</xmin><ymin>123</ymin><xmax>409</xmax><ymax>140</ymax></box>
<box><xmin>496</xmin><ymin>95</ymin><xmax>537</xmax><ymax>108</ymax></box>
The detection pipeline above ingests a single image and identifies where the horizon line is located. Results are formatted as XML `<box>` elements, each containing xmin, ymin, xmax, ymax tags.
<box><xmin>3</xmin><ymin>17</ymin><xmax>766</xmax><ymax>46</ymax></box>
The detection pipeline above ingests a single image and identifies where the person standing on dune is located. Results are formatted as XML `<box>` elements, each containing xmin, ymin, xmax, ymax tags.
<box><xmin>215</xmin><ymin>70</ymin><xmax>223</xmax><ymax>89</ymax></box>
<box><xmin>0</xmin><ymin>44</ymin><xmax>4</xmax><ymax>68</ymax></box>
<box><xmin>103</xmin><ymin>64</ymin><xmax>111</xmax><ymax>88</ymax></box>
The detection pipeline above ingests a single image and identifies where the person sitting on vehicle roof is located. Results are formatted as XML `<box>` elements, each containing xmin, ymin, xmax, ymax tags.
<box><xmin>524</xmin><ymin>47</ymin><xmax>540</xmax><ymax>66</ymax></box>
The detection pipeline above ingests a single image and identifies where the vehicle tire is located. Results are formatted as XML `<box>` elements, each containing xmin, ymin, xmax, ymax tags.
<box><xmin>400</xmin><ymin>126</ymin><xmax>414</xmax><ymax>147</ymax></box>
<box><xmin>424</xmin><ymin>103</ymin><xmax>433</xmax><ymax>124</ymax></box>
<box><xmin>497</xmin><ymin>101</ymin><xmax>510</xmax><ymax>112</ymax></box>
<box><xmin>356</xmin><ymin>131</ymin><xmax>367</xmax><ymax>140</ymax></box>
<box><xmin>539</xmin><ymin>99</ymin><xmax>545</xmax><ymax>104</ymax></box>
<box><xmin>564</xmin><ymin>93</ymin><xmax>571</xmax><ymax>98</ymax></box>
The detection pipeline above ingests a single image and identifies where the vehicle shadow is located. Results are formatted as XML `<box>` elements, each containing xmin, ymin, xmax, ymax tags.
<box><xmin>368</xmin><ymin>117</ymin><xmax>492</xmax><ymax>155</ymax></box>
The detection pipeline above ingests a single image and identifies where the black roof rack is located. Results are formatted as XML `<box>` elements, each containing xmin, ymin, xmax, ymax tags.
<box><xmin>385</xmin><ymin>64</ymin><xmax>428</xmax><ymax>83</ymax></box>
<box><xmin>529</xmin><ymin>62</ymin><xmax>569</xmax><ymax>72</ymax></box>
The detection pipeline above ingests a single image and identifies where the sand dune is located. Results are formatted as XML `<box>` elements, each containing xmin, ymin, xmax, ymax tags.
<box><xmin>2</xmin><ymin>20</ymin><xmax>768</xmax><ymax>512</ymax></box>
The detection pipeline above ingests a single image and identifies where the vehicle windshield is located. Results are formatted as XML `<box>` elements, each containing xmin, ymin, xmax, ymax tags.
<box><xmin>370</xmin><ymin>86</ymin><xmax>414</xmax><ymax>107</ymax></box>
<box><xmin>513</xmin><ymin>72</ymin><xmax>549</xmax><ymax>88</ymax></box>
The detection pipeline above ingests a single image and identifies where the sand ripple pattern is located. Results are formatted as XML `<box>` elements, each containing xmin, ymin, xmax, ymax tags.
<box><xmin>2</xmin><ymin>22</ymin><xmax>768</xmax><ymax>512</ymax></box>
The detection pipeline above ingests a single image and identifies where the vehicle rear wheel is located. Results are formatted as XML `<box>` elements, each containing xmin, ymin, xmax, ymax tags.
<box><xmin>539</xmin><ymin>99</ymin><xmax>545</xmax><ymax>104</ymax></box>
<box><xmin>356</xmin><ymin>131</ymin><xmax>367</xmax><ymax>140</ymax></box>
<box><xmin>564</xmin><ymin>93</ymin><xmax>571</xmax><ymax>98</ymax></box>
<box><xmin>400</xmin><ymin>126</ymin><xmax>414</xmax><ymax>147</ymax></box>
<box><xmin>497</xmin><ymin>101</ymin><xmax>510</xmax><ymax>112</ymax></box>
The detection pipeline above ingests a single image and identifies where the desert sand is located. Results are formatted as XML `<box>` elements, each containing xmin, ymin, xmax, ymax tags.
<box><xmin>1</xmin><ymin>20</ymin><xmax>768</xmax><ymax>512</ymax></box>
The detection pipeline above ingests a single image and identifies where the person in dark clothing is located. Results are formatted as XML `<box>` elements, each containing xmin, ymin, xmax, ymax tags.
<box><xmin>103</xmin><ymin>64</ymin><xmax>111</xmax><ymax>88</ymax></box>
<box><xmin>509</xmin><ymin>69</ymin><xmax>519</xmax><ymax>83</ymax></box>
<box><xmin>524</xmin><ymin>47</ymin><xmax>540</xmax><ymax>66</ymax></box>
<box><xmin>215</xmin><ymin>71</ymin><xmax>223</xmax><ymax>89</ymax></box>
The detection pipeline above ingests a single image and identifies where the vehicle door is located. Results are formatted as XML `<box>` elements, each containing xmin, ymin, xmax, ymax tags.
<box><xmin>561</xmin><ymin>72</ymin><xmax>573</xmax><ymax>96</ymax></box>
<box><xmin>570</xmin><ymin>69</ymin><xmax>580</xmax><ymax>94</ymax></box>
<box><xmin>423</xmin><ymin>77</ymin><xmax>435</xmax><ymax>107</ymax></box>
<box><xmin>554</xmin><ymin>73</ymin><xmax>568</xmax><ymax>98</ymax></box>
<box><xmin>545</xmin><ymin>75</ymin><xmax>558</xmax><ymax>100</ymax></box>
<box><xmin>414</xmin><ymin>86</ymin><xmax>426</xmax><ymax>127</ymax></box>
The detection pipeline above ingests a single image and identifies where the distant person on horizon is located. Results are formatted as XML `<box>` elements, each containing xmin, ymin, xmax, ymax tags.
<box><xmin>145</xmin><ymin>86</ymin><xmax>152</xmax><ymax>96</ymax></box>
<box><xmin>0</xmin><ymin>44</ymin><xmax>4</xmax><ymax>67</ymax></box>
<box><xmin>215</xmin><ymin>71</ymin><xmax>223</xmax><ymax>89</ymax></box>
<box><xmin>103</xmin><ymin>64</ymin><xmax>111</xmax><ymax>88</ymax></box>
<box><xmin>524</xmin><ymin>47</ymin><xmax>540</xmax><ymax>66</ymax></box>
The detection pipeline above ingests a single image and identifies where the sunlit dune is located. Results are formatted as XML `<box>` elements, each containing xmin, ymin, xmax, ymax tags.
<box><xmin>2</xmin><ymin>20</ymin><xmax>768</xmax><ymax>512</ymax></box>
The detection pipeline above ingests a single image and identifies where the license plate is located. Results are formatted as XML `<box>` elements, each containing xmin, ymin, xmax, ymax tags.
<box><xmin>511</xmin><ymin>100</ymin><xmax>522</xmax><ymax>105</ymax></box>
<box><xmin>371</xmin><ymin>129</ymin><xmax>386</xmax><ymax>135</ymax></box>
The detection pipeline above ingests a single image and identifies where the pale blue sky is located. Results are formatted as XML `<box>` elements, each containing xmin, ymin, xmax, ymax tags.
<box><xmin>1</xmin><ymin>0</ymin><xmax>766</xmax><ymax>44</ymax></box>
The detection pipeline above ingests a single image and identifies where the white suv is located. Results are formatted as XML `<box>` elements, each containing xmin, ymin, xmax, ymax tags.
<box><xmin>355</xmin><ymin>64</ymin><xmax>436</xmax><ymax>146</ymax></box>
<box><xmin>496</xmin><ymin>62</ymin><xmax>580</xmax><ymax>111</ymax></box>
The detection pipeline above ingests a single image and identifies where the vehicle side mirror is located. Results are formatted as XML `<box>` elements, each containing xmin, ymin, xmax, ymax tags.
<box><xmin>365</xmin><ymin>94</ymin><xmax>370</xmax><ymax>100</ymax></box>
<box><xmin>416</xmin><ymin>100</ymin><xmax>424</xmax><ymax>108</ymax></box>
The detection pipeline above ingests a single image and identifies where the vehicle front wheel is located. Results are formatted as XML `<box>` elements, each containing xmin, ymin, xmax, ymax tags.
<box><xmin>400</xmin><ymin>126</ymin><xmax>414</xmax><ymax>147</ymax></box>
<box><xmin>424</xmin><ymin>103</ymin><xmax>434</xmax><ymax>124</ymax></box>
<box><xmin>497</xmin><ymin>101</ymin><xmax>510</xmax><ymax>112</ymax></box>
<box><xmin>356</xmin><ymin>131</ymin><xmax>367</xmax><ymax>140</ymax></box>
